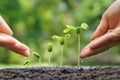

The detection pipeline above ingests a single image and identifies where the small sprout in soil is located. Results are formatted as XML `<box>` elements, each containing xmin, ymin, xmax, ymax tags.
<box><xmin>32</xmin><ymin>52</ymin><xmax>41</xmax><ymax>66</ymax></box>
<box><xmin>63</xmin><ymin>23</ymin><xmax>89</xmax><ymax>67</ymax></box>
<box><xmin>48</xmin><ymin>43</ymin><xmax>53</xmax><ymax>66</ymax></box>
<box><xmin>76</xmin><ymin>27</ymin><xmax>81</xmax><ymax>67</ymax></box>
<box><xmin>23</xmin><ymin>59</ymin><xmax>30</xmax><ymax>65</ymax></box>
<box><xmin>52</xmin><ymin>34</ymin><xmax>71</xmax><ymax>66</ymax></box>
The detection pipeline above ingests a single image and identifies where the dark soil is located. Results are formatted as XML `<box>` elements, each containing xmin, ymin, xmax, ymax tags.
<box><xmin>0</xmin><ymin>67</ymin><xmax>120</xmax><ymax>80</ymax></box>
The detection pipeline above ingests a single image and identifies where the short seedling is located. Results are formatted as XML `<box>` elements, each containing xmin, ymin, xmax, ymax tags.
<box><xmin>23</xmin><ymin>57</ymin><xmax>30</xmax><ymax>66</ymax></box>
<box><xmin>63</xmin><ymin>23</ymin><xmax>89</xmax><ymax>67</ymax></box>
<box><xmin>52</xmin><ymin>34</ymin><xmax>71</xmax><ymax>66</ymax></box>
<box><xmin>32</xmin><ymin>52</ymin><xmax>41</xmax><ymax>66</ymax></box>
<box><xmin>48</xmin><ymin>43</ymin><xmax>53</xmax><ymax>66</ymax></box>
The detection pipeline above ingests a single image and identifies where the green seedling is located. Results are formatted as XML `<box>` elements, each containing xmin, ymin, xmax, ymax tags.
<box><xmin>63</xmin><ymin>23</ymin><xmax>89</xmax><ymax>67</ymax></box>
<box><xmin>23</xmin><ymin>58</ymin><xmax>30</xmax><ymax>66</ymax></box>
<box><xmin>32</xmin><ymin>52</ymin><xmax>41</xmax><ymax>66</ymax></box>
<box><xmin>47</xmin><ymin>43</ymin><xmax>53</xmax><ymax>66</ymax></box>
<box><xmin>52</xmin><ymin>34</ymin><xmax>71</xmax><ymax>66</ymax></box>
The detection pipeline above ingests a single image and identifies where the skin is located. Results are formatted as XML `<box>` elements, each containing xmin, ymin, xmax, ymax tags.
<box><xmin>0</xmin><ymin>16</ymin><xmax>30</xmax><ymax>57</ymax></box>
<box><xmin>80</xmin><ymin>0</ymin><xmax>120</xmax><ymax>58</ymax></box>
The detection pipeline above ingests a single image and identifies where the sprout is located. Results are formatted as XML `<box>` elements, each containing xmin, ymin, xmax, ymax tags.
<box><xmin>63</xmin><ymin>23</ymin><xmax>89</xmax><ymax>67</ymax></box>
<box><xmin>32</xmin><ymin>52</ymin><xmax>41</xmax><ymax>66</ymax></box>
<box><xmin>33</xmin><ymin>52</ymin><xmax>40</xmax><ymax>59</ymax></box>
<box><xmin>47</xmin><ymin>43</ymin><xmax>53</xmax><ymax>66</ymax></box>
<box><xmin>23</xmin><ymin>60</ymin><xmax>30</xmax><ymax>65</ymax></box>
<box><xmin>48</xmin><ymin>43</ymin><xmax>53</xmax><ymax>52</ymax></box>
<box><xmin>51</xmin><ymin>34</ymin><xmax>71</xmax><ymax>66</ymax></box>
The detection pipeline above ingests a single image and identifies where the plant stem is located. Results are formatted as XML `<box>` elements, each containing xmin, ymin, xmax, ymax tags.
<box><xmin>60</xmin><ymin>45</ymin><xmax>64</xmax><ymax>67</ymax></box>
<box><xmin>39</xmin><ymin>58</ymin><xmax>41</xmax><ymax>66</ymax></box>
<box><xmin>49</xmin><ymin>52</ymin><xmax>51</xmax><ymax>67</ymax></box>
<box><xmin>77</xmin><ymin>34</ymin><xmax>80</xmax><ymax>67</ymax></box>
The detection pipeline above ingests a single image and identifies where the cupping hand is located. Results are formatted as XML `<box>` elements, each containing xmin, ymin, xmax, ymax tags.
<box><xmin>80</xmin><ymin>0</ymin><xmax>120</xmax><ymax>58</ymax></box>
<box><xmin>0</xmin><ymin>16</ymin><xmax>30</xmax><ymax>57</ymax></box>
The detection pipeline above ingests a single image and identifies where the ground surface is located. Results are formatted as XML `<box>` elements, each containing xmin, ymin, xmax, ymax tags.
<box><xmin>0</xmin><ymin>67</ymin><xmax>120</xmax><ymax>80</ymax></box>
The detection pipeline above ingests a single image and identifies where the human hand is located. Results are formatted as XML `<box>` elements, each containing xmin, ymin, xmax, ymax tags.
<box><xmin>80</xmin><ymin>0</ymin><xmax>120</xmax><ymax>58</ymax></box>
<box><xmin>0</xmin><ymin>16</ymin><xmax>30</xmax><ymax>57</ymax></box>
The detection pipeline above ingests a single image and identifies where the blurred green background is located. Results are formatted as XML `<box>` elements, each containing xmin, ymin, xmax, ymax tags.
<box><xmin>0</xmin><ymin>0</ymin><xmax>120</xmax><ymax>66</ymax></box>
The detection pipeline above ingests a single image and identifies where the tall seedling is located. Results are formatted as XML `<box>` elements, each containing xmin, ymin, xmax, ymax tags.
<box><xmin>63</xmin><ymin>23</ymin><xmax>89</xmax><ymax>67</ymax></box>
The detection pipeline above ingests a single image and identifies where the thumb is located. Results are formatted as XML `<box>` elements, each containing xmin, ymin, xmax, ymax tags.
<box><xmin>92</xmin><ymin>15</ymin><xmax>108</xmax><ymax>40</ymax></box>
<box><xmin>0</xmin><ymin>16</ymin><xmax>13</xmax><ymax>36</ymax></box>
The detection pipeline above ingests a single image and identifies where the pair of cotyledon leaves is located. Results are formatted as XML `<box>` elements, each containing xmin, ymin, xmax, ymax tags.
<box><xmin>63</xmin><ymin>23</ymin><xmax>89</xmax><ymax>33</ymax></box>
<box><xmin>52</xmin><ymin>23</ymin><xmax>89</xmax><ymax>41</ymax></box>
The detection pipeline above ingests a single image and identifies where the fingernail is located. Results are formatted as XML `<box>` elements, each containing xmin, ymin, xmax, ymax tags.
<box><xmin>80</xmin><ymin>48</ymin><xmax>91</xmax><ymax>58</ymax></box>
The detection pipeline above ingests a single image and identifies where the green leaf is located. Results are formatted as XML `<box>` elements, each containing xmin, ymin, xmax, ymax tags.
<box><xmin>80</xmin><ymin>23</ymin><xmax>89</xmax><ymax>30</ymax></box>
<box><xmin>64</xmin><ymin>34</ymin><xmax>71</xmax><ymax>40</ymax></box>
<box><xmin>48</xmin><ymin>43</ymin><xmax>53</xmax><ymax>52</ymax></box>
<box><xmin>66</xmin><ymin>25</ymin><xmax>76</xmax><ymax>30</ymax></box>
<box><xmin>63</xmin><ymin>28</ymin><xmax>70</xmax><ymax>33</ymax></box>
<box><xmin>52</xmin><ymin>35</ymin><xmax>60</xmax><ymax>41</ymax></box>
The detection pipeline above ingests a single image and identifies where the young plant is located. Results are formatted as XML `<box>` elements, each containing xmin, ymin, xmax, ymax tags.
<box><xmin>23</xmin><ymin>57</ymin><xmax>30</xmax><ymax>66</ymax></box>
<box><xmin>32</xmin><ymin>52</ymin><xmax>41</xmax><ymax>66</ymax></box>
<box><xmin>63</xmin><ymin>23</ymin><xmax>89</xmax><ymax>67</ymax></box>
<box><xmin>47</xmin><ymin>43</ymin><xmax>53</xmax><ymax>66</ymax></box>
<box><xmin>52</xmin><ymin>34</ymin><xmax>71</xmax><ymax>66</ymax></box>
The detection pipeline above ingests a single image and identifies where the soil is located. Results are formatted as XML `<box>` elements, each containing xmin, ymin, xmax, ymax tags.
<box><xmin>0</xmin><ymin>67</ymin><xmax>120</xmax><ymax>80</ymax></box>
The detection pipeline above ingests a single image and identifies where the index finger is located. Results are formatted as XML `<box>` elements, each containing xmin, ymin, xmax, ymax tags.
<box><xmin>0</xmin><ymin>16</ymin><xmax>13</xmax><ymax>36</ymax></box>
<box><xmin>90</xmin><ymin>33</ymin><xmax>117</xmax><ymax>49</ymax></box>
<box><xmin>80</xmin><ymin>33</ymin><xmax>118</xmax><ymax>58</ymax></box>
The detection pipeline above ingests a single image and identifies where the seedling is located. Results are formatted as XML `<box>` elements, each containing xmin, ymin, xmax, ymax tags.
<box><xmin>52</xmin><ymin>34</ymin><xmax>71</xmax><ymax>66</ymax></box>
<box><xmin>32</xmin><ymin>52</ymin><xmax>41</xmax><ymax>66</ymax></box>
<box><xmin>23</xmin><ymin>57</ymin><xmax>30</xmax><ymax>66</ymax></box>
<box><xmin>63</xmin><ymin>23</ymin><xmax>89</xmax><ymax>67</ymax></box>
<box><xmin>47</xmin><ymin>43</ymin><xmax>53</xmax><ymax>66</ymax></box>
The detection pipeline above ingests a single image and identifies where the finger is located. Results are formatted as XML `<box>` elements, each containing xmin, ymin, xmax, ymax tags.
<box><xmin>89</xmin><ymin>33</ymin><xmax>117</xmax><ymax>50</ymax></box>
<box><xmin>80</xmin><ymin>32</ymin><xmax>119</xmax><ymax>58</ymax></box>
<box><xmin>92</xmin><ymin>15</ymin><xmax>108</xmax><ymax>40</ymax></box>
<box><xmin>7</xmin><ymin>41</ymin><xmax>30</xmax><ymax>57</ymax></box>
<box><xmin>9</xmin><ymin>42</ymin><xmax>30</xmax><ymax>57</ymax></box>
<box><xmin>80</xmin><ymin>41</ymin><xmax>120</xmax><ymax>58</ymax></box>
<box><xmin>0</xmin><ymin>16</ymin><xmax>13</xmax><ymax>36</ymax></box>
<box><xmin>0</xmin><ymin>33</ymin><xmax>16</xmax><ymax>45</ymax></box>
<box><xmin>0</xmin><ymin>34</ymin><xmax>30</xmax><ymax>57</ymax></box>
<box><xmin>82</xmin><ymin>33</ymin><xmax>114</xmax><ymax>51</ymax></box>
